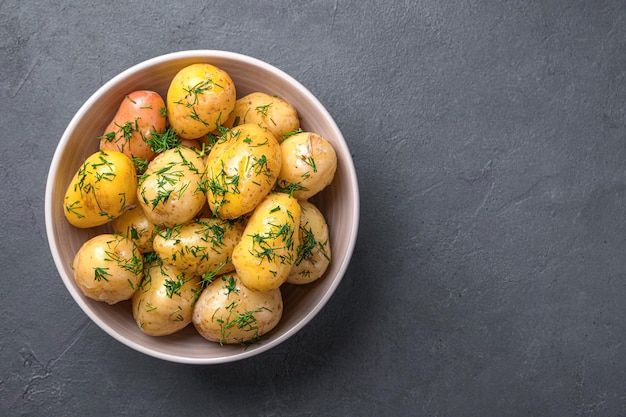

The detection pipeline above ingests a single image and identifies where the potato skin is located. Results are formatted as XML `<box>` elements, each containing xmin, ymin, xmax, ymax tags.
<box><xmin>276</xmin><ymin>132</ymin><xmax>337</xmax><ymax>200</ymax></box>
<box><xmin>223</xmin><ymin>92</ymin><xmax>300</xmax><ymax>142</ymax></box>
<box><xmin>192</xmin><ymin>273</ymin><xmax>282</xmax><ymax>344</ymax></box>
<box><xmin>99</xmin><ymin>90</ymin><xmax>166</xmax><ymax>163</ymax></box>
<box><xmin>167</xmin><ymin>63</ymin><xmax>236</xmax><ymax>139</ymax></box>
<box><xmin>287</xmin><ymin>201</ymin><xmax>331</xmax><ymax>284</ymax></box>
<box><xmin>231</xmin><ymin>192</ymin><xmax>301</xmax><ymax>291</ymax></box>
<box><xmin>205</xmin><ymin>123</ymin><xmax>281</xmax><ymax>219</ymax></box>
<box><xmin>152</xmin><ymin>217</ymin><xmax>245</xmax><ymax>276</ymax></box>
<box><xmin>72</xmin><ymin>234</ymin><xmax>143</xmax><ymax>305</ymax></box>
<box><xmin>137</xmin><ymin>147</ymin><xmax>206</xmax><ymax>227</ymax></box>
<box><xmin>111</xmin><ymin>206</ymin><xmax>156</xmax><ymax>253</ymax></box>
<box><xmin>179</xmin><ymin>138</ymin><xmax>202</xmax><ymax>151</ymax></box>
<box><xmin>132</xmin><ymin>261</ymin><xmax>201</xmax><ymax>336</ymax></box>
<box><xmin>63</xmin><ymin>150</ymin><xmax>137</xmax><ymax>228</ymax></box>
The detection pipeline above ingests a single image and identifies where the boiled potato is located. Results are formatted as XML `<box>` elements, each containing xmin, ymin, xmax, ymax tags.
<box><xmin>137</xmin><ymin>147</ymin><xmax>206</xmax><ymax>227</ymax></box>
<box><xmin>231</xmin><ymin>192</ymin><xmax>300</xmax><ymax>291</ymax></box>
<box><xmin>205</xmin><ymin>123</ymin><xmax>281</xmax><ymax>219</ymax></box>
<box><xmin>99</xmin><ymin>90</ymin><xmax>166</xmax><ymax>164</ymax></box>
<box><xmin>167</xmin><ymin>63</ymin><xmax>236</xmax><ymax>139</ymax></box>
<box><xmin>72</xmin><ymin>234</ymin><xmax>143</xmax><ymax>305</ymax></box>
<box><xmin>193</xmin><ymin>273</ymin><xmax>282</xmax><ymax>345</ymax></box>
<box><xmin>179</xmin><ymin>138</ymin><xmax>202</xmax><ymax>151</ymax></box>
<box><xmin>152</xmin><ymin>217</ymin><xmax>245</xmax><ymax>276</ymax></box>
<box><xmin>223</xmin><ymin>92</ymin><xmax>300</xmax><ymax>142</ymax></box>
<box><xmin>287</xmin><ymin>201</ymin><xmax>331</xmax><ymax>284</ymax></box>
<box><xmin>132</xmin><ymin>261</ymin><xmax>201</xmax><ymax>336</ymax></box>
<box><xmin>276</xmin><ymin>132</ymin><xmax>337</xmax><ymax>200</ymax></box>
<box><xmin>63</xmin><ymin>150</ymin><xmax>137</xmax><ymax>228</ymax></box>
<box><xmin>111</xmin><ymin>206</ymin><xmax>156</xmax><ymax>253</ymax></box>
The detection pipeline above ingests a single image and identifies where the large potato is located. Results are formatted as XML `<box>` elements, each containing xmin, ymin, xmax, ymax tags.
<box><xmin>223</xmin><ymin>92</ymin><xmax>300</xmax><ymax>142</ymax></box>
<box><xmin>231</xmin><ymin>192</ymin><xmax>300</xmax><ymax>291</ymax></box>
<box><xmin>72</xmin><ymin>234</ymin><xmax>143</xmax><ymax>305</ymax></box>
<box><xmin>166</xmin><ymin>63</ymin><xmax>236</xmax><ymax>139</ymax></box>
<box><xmin>287</xmin><ymin>201</ymin><xmax>331</xmax><ymax>284</ymax></box>
<box><xmin>205</xmin><ymin>123</ymin><xmax>281</xmax><ymax>219</ymax></box>
<box><xmin>63</xmin><ymin>150</ymin><xmax>137</xmax><ymax>228</ymax></box>
<box><xmin>152</xmin><ymin>217</ymin><xmax>245</xmax><ymax>276</ymax></box>
<box><xmin>99</xmin><ymin>90</ymin><xmax>166</xmax><ymax>164</ymax></box>
<box><xmin>132</xmin><ymin>261</ymin><xmax>201</xmax><ymax>336</ymax></box>
<box><xmin>276</xmin><ymin>132</ymin><xmax>337</xmax><ymax>200</ymax></box>
<box><xmin>137</xmin><ymin>147</ymin><xmax>206</xmax><ymax>227</ymax></box>
<box><xmin>192</xmin><ymin>273</ymin><xmax>282</xmax><ymax>345</ymax></box>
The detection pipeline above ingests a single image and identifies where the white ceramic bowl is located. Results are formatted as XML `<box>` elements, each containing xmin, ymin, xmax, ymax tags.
<box><xmin>45</xmin><ymin>50</ymin><xmax>359</xmax><ymax>364</ymax></box>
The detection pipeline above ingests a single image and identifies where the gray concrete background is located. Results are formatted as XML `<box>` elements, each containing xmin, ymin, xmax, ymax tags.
<box><xmin>2</xmin><ymin>0</ymin><xmax>626</xmax><ymax>415</ymax></box>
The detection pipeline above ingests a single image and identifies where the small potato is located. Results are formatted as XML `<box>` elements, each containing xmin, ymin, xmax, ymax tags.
<box><xmin>111</xmin><ymin>206</ymin><xmax>156</xmax><ymax>253</ymax></box>
<box><xmin>287</xmin><ymin>201</ymin><xmax>331</xmax><ymax>284</ymax></box>
<box><xmin>137</xmin><ymin>147</ymin><xmax>206</xmax><ymax>227</ymax></box>
<box><xmin>223</xmin><ymin>92</ymin><xmax>300</xmax><ymax>142</ymax></box>
<box><xmin>276</xmin><ymin>132</ymin><xmax>337</xmax><ymax>200</ymax></box>
<box><xmin>132</xmin><ymin>261</ymin><xmax>201</xmax><ymax>336</ymax></box>
<box><xmin>196</xmin><ymin>132</ymin><xmax>220</xmax><ymax>152</ymax></box>
<box><xmin>193</xmin><ymin>273</ymin><xmax>282</xmax><ymax>345</ymax></box>
<box><xmin>179</xmin><ymin>138</ymin><xmax>202</xmax><ymax>150</ymax></box>
<box><xmin>205</xmin><ymin>123</ymin><xmax>281</xmax><ymax>219</ymax></box>
<box><xmin>152</xmin><ymin>217</ymin><xmax>245</xmax><ymax>277</ymax></box>
<box><xmin>64</xmin><ymin>150</ymin><xmax>137</xmax><ymax>228</ymax></box>
<box><xmin>167</xmin><ymin>63</ymin><xmax>236</xmax><ymax>139</ymax></box>
<box><xmin>232</xmin><ymin>192</ymin><xmax>300</xmax><ymax>291</ymax></box>
<box><xmin>72</xmin><ymin>234</ymin><xmax>143</xmax><ymax>305</ymax></box>
<box><xmin>99</xmin><ymin>90</ymin><xmax>167</xmax><ymax>164</ymax></box>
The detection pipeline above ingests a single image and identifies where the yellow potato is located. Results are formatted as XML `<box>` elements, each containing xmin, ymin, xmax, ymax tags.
<box><xmin>192</xmin><ymin>273</ymin><xmax>282</xmax><ymax>345</ymax></box>
<box><xmin>205</xmin><ymin>123</ymin><xmax>281</xmax><ymax>219</ymax></box>
<box><xmin>63</xmin><ymin>150</ymin><xmax>137</xmax><ymax>228</ymax></box>
<box><xmin>132</xmin><ymin>261</ymin><xmax>201</xmax><ymax>336</ymax></box>
<box><xmin>276</xmin><ymin>132</ymin><xmax>337</xmax><ymax>200</ymax></box>
<box><xmin>152</xmin><ymin>217</ymin><xmax>245</xmax><ymax>277</ymax></box>
<box><xmin>231</xmin><ymin>192</ymin><xmax>300</xmax><ymax>291</ymax></box>
<box><xmin>166</xmin><ymin>63</ymin><xmax>236</xmax><ymax>139</ymax></box>
<box><xmin>111</xmin><ymin>206</ymin><xmax>156</xmax><ymax>253</ymax></box>
<box><xmin>287</xmin><ymin>201</ymin><xmax>331</xmax><ymax>284</ymax></box>
<box><xmin>223</xmin><ymin>92</ymin><xmax>300</xmax><ymax>142</ymax></box>
<box><xmin>137</xmin><ymin>147</ymin><xmax>206</xmax><ymax>227</ymax></box>
<box><xmin>72</xmin><ymin>234</ymin><xmax>143</xmax><ymax>305</ymax></box>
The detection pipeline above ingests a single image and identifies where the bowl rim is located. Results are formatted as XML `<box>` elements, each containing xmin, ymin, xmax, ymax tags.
<box><xmin>45</xmin><ymin>49</ymin><xmax>360</xmax><ymax>364</ymax></box>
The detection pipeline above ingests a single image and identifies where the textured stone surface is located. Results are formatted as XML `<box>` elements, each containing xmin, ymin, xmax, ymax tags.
<box><xmin>3</xmin><ymin>0</ymin><xmax>626</xmax><ymax>415</ymax></box>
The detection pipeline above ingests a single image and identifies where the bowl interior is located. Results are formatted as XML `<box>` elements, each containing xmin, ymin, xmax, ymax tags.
<box><xmin>45</xmin><ymin>50</ymin><xmax>359</xmax><ymax>364</ymax></box>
